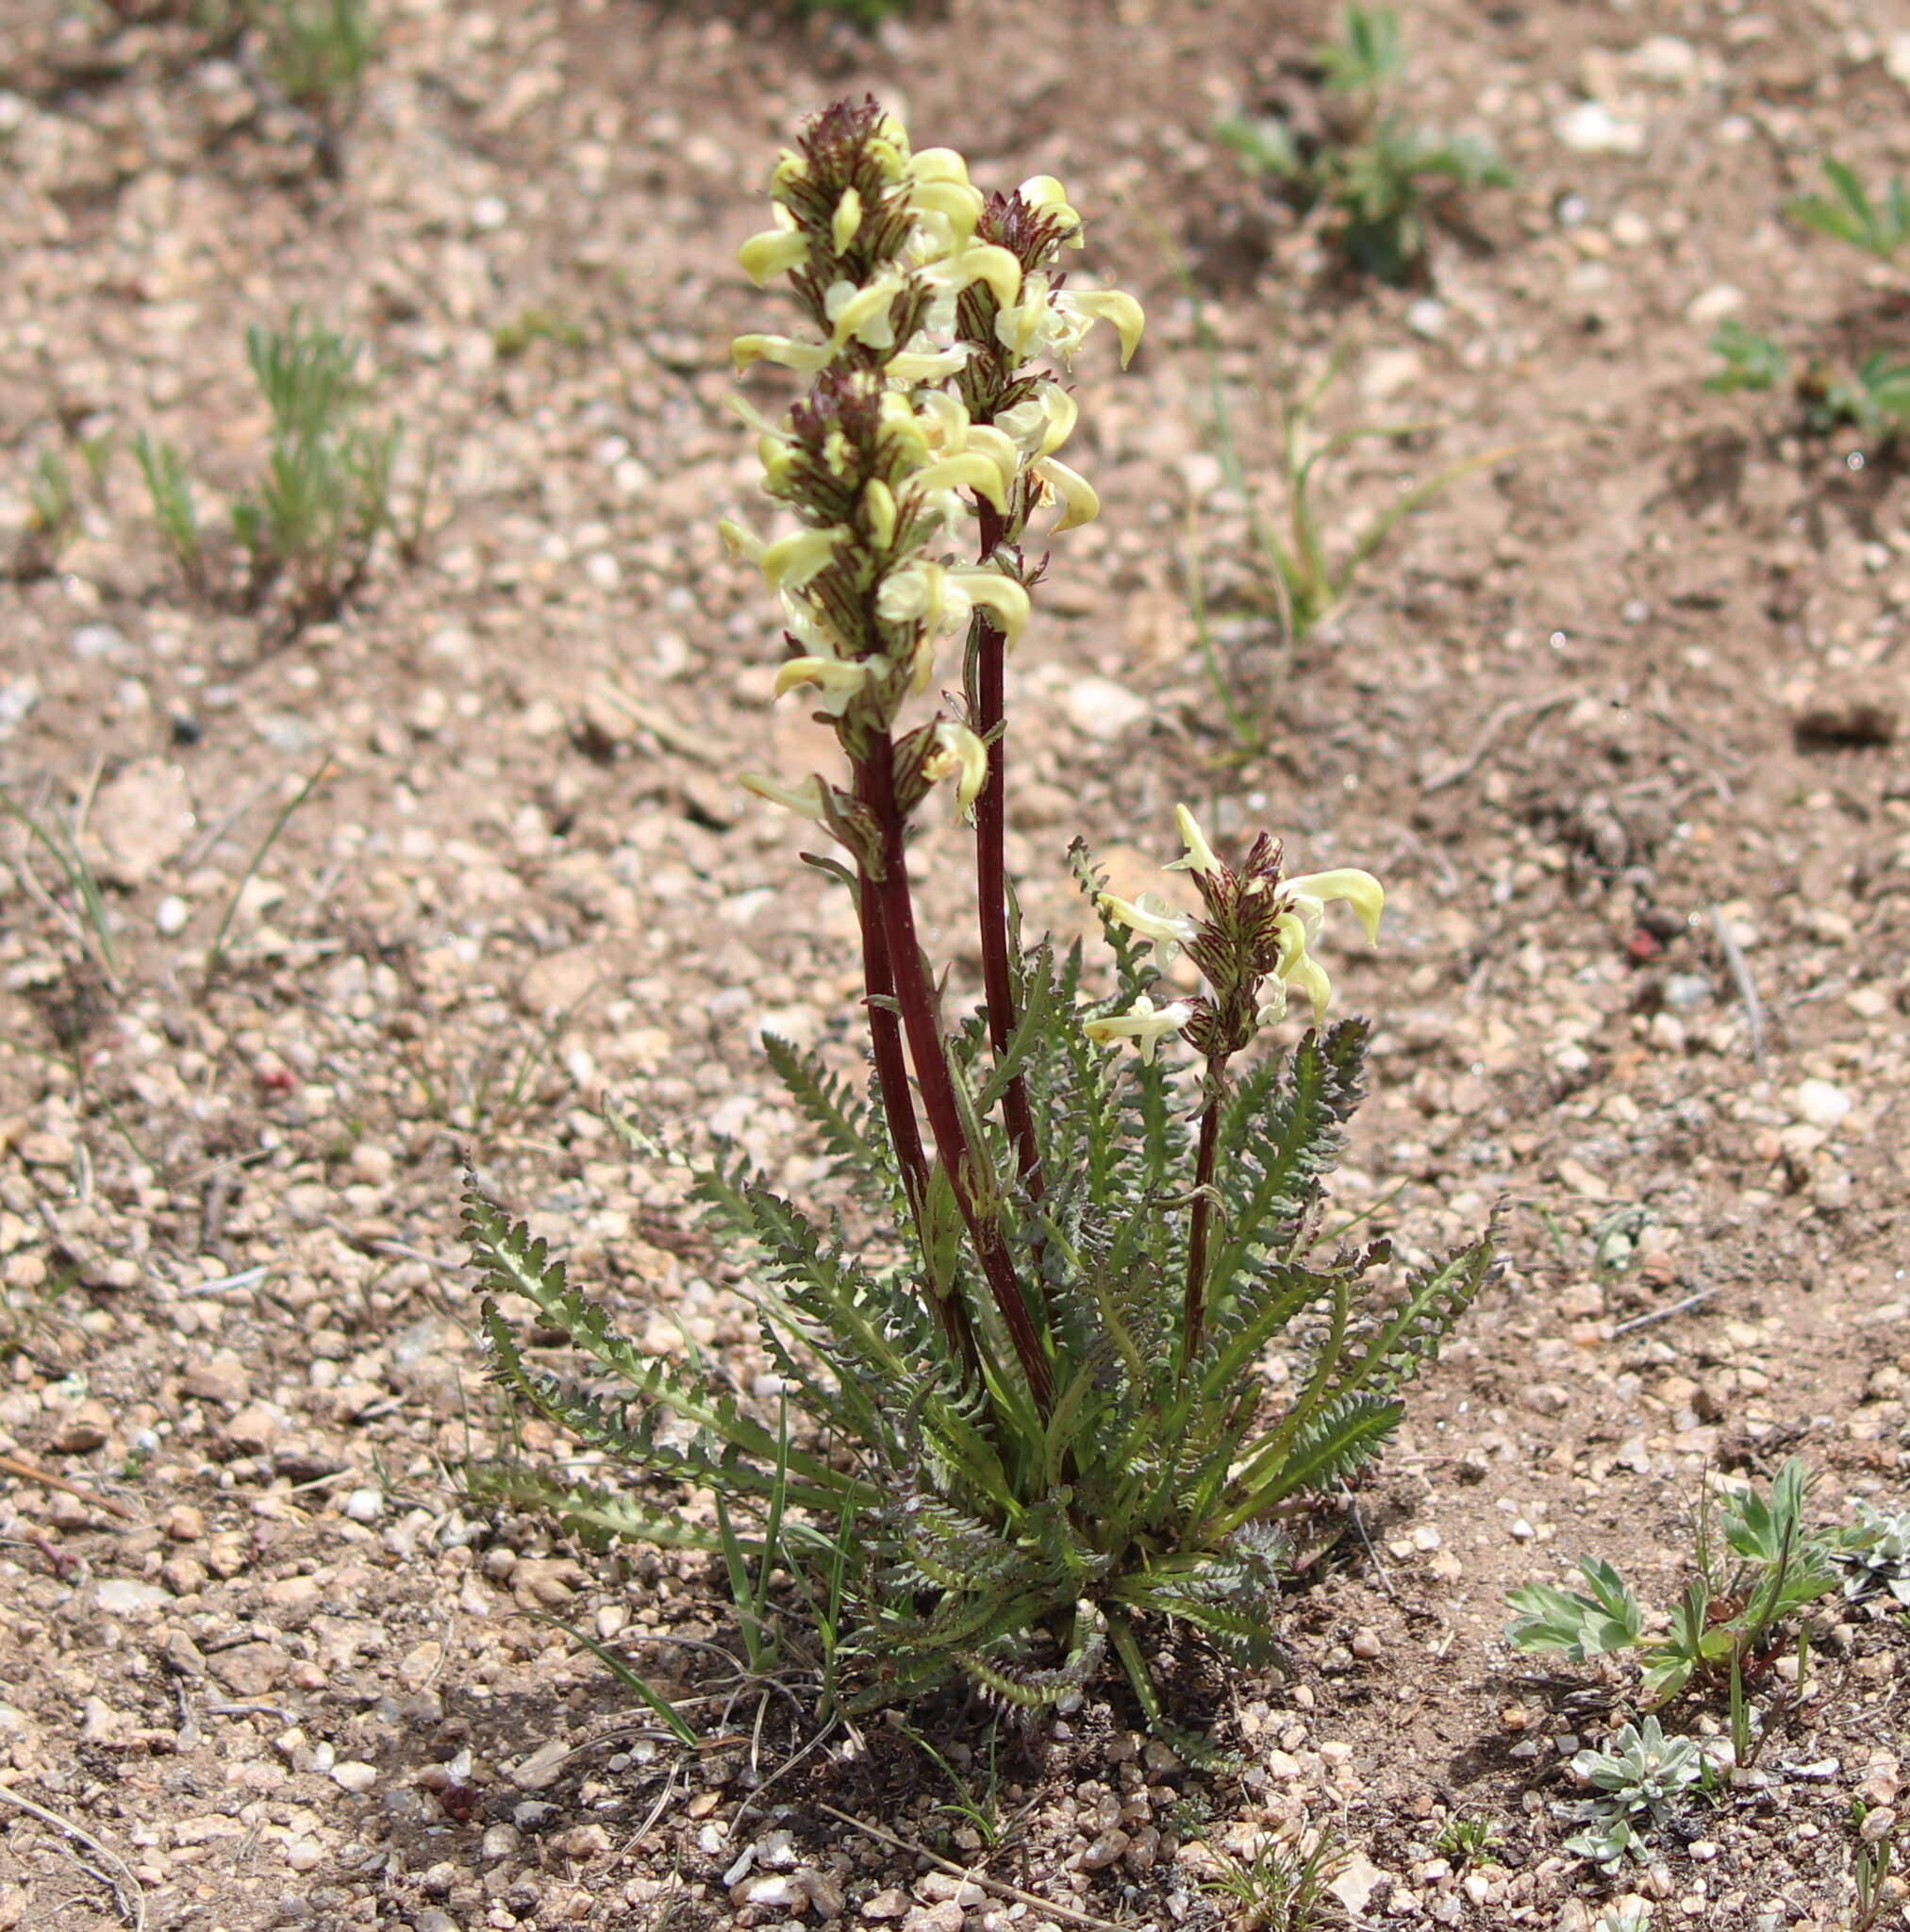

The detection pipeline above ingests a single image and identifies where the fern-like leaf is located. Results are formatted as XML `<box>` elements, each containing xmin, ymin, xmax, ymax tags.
<box><xmin>464</xmin><ymin>1458</ymin><xmax>723</xmax><ymax>1553</ymax></box>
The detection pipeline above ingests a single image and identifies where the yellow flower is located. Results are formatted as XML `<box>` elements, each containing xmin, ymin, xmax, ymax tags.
<box><xmin>1164</xmin><ymin>805</ymin><xmax>1221</xmax><ymax>878</ymax></box>
<box><xmin>772</xmin><ymin>657</ymin><xmax>875</xmax><ymax>715</ymax></box>
<box><xmin>994</xmin><ymin>274</ymin><xmax>1146</xmax><ymax>369</ymax></box>
<box><xmin>739</xmin><ymin>772</ymin><xmax>828</xmax><ymax>821</ymax></box>
<box><xmin>1265</xmin><ymin>868</ymin><xmax>1387</xmax><ymax>1024</ymax></box>
<box><xmin>1098</xmin><ymin>891</ymin><xmax>1198</xmax><ymax>959</ymax></box>
<box><xmin>876</xmin><ymin>560</ymin><xmax>1030</xmax><ymax>650</ymax></box>
<box><xmin>1031</xmin><ymin>455</ymin><xmax>1098</xmax><ymax>532</ymax></box>
<box><xmin>1083</xmin><ymin>993</ymin><xmax>1193</xmax><ymax>1065</ymax></box>
<box><xmin>738</xmin><ymin>225</ymin><xmax>808</xmax><ymax>287</ymax></box>
<box><xmin>921</xmin><ymin>719</ymin><xmax>989</xmax><ymax>817</ymax></box>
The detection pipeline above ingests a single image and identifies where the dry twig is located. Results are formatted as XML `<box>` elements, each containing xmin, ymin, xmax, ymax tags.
<box><xmin>0</xmin><ymin>1782</ymin><xmax>146</xmax><ymax>1930</ymax></box>
<box><xmin>819</xmin><ymin>1804</ymin><xmax>1124</xmax><ymax>1931</ymax></box>
<box><xmin>1708</xmin><ymin>904</ymin><xmax>1767</xmax><ymax>1067</ymax></box>
<box><xmin>0</xmin><ymin>1449</ymin><xmax>138</xmax><ymax>1522</ymax></box>
<box><xmin>1420</xmin><ymin>689</ymin><xmax>1579</xmax><ymax>794</ymax></box>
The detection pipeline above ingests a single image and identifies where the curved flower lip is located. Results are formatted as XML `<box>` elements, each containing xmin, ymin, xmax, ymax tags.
<box><xmin>1283</xmin><ymin>868</ymin><xmax>1385</xmax><ymax>946</ymax></box>
<box><xmin>739</xmin><ymin>771</ymin><xmax>828</xmax><ymax>821</ymax></box>
<box><xmin>731</xmin><ymin>332</ymin><xmax>832</xmax><ymax>375</ymax></box>
<box><xmin>951</xmin><ymin>566</ymin><xmax>1029</xmax><ymax>648</ymax></box>
<box><xmin>887</xmin><ymin>344</ymin><xmax>972</xmax><ymax>381</ymax></box>
<box><xmin>739</xmin><ymin>227</ymin><xmax>809</xmax><ymax>286</ymax></box>
<box><xmin>1165</xmin><ymin>805</ymin><xmax>1221</xmax><ymax>878</ymax></box>
<box><xmin>1082</xmin><ymin>993</ymin><xmax>1193</xmax><ymax>1065</ymax></box>
<box><xmin>1064</xmin><ymin>288</ymin><xmax>1146</xmax><ymax>368</ymax></box>
<box><xmin>913</xmin><ymin>452</ymin><xmax>1008</xmax><ymax>514</ymax></box>
<box><xmin>921</xmin><ymin>242</ymin><xmax>1022</xmax><ymax>310</ymax></box>
<box><xmin>906</xmin><ymin>146</ymin><xmax>972</xmax><ymax>186</ymax></box>
<box><xmin>905</xmin><ymin>176</ymin><xmax>985</xmax><ymax>233</ymax></box>
<box><xmin>1282</xmin><ymin>951</ymin><xmax>1333</xmax><ymax>1026</ymax></box>
<box><xmin>1018</xmin><ymin>174</ymin><xmax>1085</xmax><ymax>241</ymax></box>
<box><xmin>922</xmin><ymin>718</ymin><xmax>988</xmax><ymax>816</ymax></box>
<box><xmin>824</xmin><ymin>275</ymin><xmax>906</xmax><ymax>351</ymax></box>
<box><xmin>1033</xmin><ymin>455</ymin><xmax>1098</xmax><ymax>532</ymax></box>
<box><xmin>759</xmin><ymin>526</ymin><xmax>841</xmax><ymax>592</ymax></box>
<box><xmin>1098</xmin><ymin>891</ymin><xmax>1198</xmax><ymax>951</ymax></box>
<box><xmin>772</xmin><ymin>657</ymin><xmax>873</xmax><ymax>707</ymax></box>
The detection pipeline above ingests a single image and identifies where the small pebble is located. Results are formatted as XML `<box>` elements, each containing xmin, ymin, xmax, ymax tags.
<box><xmin>1794</xmin><ymin>1079</ymin><xmax>1852</xmax><ymax>1128</ymax></box>
<box><xmin>343</xmin><ymin>1488</ymin><xmax>385</xmax><ymax>1524</ymax></box>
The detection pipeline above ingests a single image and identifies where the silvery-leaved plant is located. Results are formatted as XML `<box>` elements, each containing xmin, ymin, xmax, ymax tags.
<box><xmin>1562</xmin><ymin>1717</ymin><xmax>1705</xmax><ymax>1874</ymax></box>
<box><xmin>462</xmin><ymin>97</ymin><xmax>1495</xmax><ymax>1735</ymax></box>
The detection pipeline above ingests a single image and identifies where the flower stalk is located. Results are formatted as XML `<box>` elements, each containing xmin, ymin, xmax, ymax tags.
<box><xmin>725</xmin><ymin>101</ymin><xmax>1143</xmax><ymax>1425</ymax></box>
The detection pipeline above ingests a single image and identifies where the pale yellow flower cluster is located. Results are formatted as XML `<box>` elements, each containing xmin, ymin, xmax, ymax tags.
<box><xmin>719</xmin><ymin>102</ymin><xmax>1143</xmax><ymax>827</ymax></box>
<box><xmin>1087</xmin><ymin>806</ymin><xmax>1387</xmax><ymax>1061</ymax></box>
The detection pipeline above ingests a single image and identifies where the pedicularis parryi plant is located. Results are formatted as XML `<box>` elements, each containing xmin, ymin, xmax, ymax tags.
<box><xmin>464</xmin><ymin>99</ymin><xmax>1495</xmax><ymax>1729</ymax></box>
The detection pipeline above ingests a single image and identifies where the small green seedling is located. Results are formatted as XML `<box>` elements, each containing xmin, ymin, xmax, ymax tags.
<box><xmin>1708</xmin><ymin>327</ymin><xmax>1910</xmax><ymax>439</ymax></box>
<box><xmin>135</xmin><ymin>431</ymin><xmax>204</xmax><ymax>590</ymax></box>
<box><xmin>9</xmin><ymin>445</ymin><xmax>77</xmax><ymax>577</ymax></box>
<box><xmin>791</xmin><ymin>0</ymin><xmax>910</xmax><ymax>21</ymax></box>
<box><xmin>140</xmin><ymin>312</ymin><xmax>399</xmax><ymax>621</ymax></box>
<box><xmin>1562</xmin><ymin>1716</ymin><xmax>1703</xmax><ymax>1873</ymax></box>
<box><xmin>1705</xmin><ymin>320</ymin><xmax>1790</xmax><ymax>397</ymax></box>
<box><xmin>1215</xmin><ymin>4</ymin><xmax>1513</xmax><ymax>284</ymax></box>
<box><xmin>492</xmin><ymin>308</ymin><xmax>586</xmax><ymax>358</ymax></box>
<box><xmin>1506</xmin><ymin>1459</ymin><xmax>1854</xmax><ymax>1707</ymax></box>
<box><xmin>1785</xmin><ymin>158</ymin><xmax>1910</xmax><ymax>263</ymax></box>
<box><xmin>1432</xmin><ymin>1814</ymin><xmax>1500</xmax><ymax>1866</ymax></box>
<box><xmin>255</xmin><ymin>0</ymin><xmax>377</xmax><ymax>116</ymax></box>
<box><xmin>1201</xmin><ymin>1824</ymin><xmax>1346</xmax><ymax>1931</ymax></box>
<box><xmin>1707</xmin><ymin>157</ymin><xmax>1910</xmax><ymax>442</ymax></box>
<box><xmin>1183</xmin><ymin>307</ymin><xmax>1521</xmax><ymax>754</ymax></box>
<box><xmin>1851</xmin><ymin>1801</ymin><xmax>1900</xmax><ymax>1932</ymax></box>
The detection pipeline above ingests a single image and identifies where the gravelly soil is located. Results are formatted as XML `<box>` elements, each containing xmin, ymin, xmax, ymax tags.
<box><xmin>1</xmin><ymin>2</ymin><xmax>1908</xmax><ymax>1929</ymax></box>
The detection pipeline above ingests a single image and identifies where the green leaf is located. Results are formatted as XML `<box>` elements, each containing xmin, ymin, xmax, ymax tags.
<box><xmin>1504</xmin><ymin>1558</ymin><xmax>1641</xmax><ymax>1660</ymax></box>
<box><xmin>1244</xmin><ymin>1390</ymin><xmax>1402</xmax><ymax>1508</ymax></box>
<box><xmin>1786</xmin><ymin>158</ymin><xmax>1909</xmax><ymax>261</ymax></box>
<box><xmin>1705</xmin><ymin>321</ymin><xmax>1787</xmax><ymax>395</ymax></box>
<box><xmin>1333</xmin><ymin>1223</ymin><xmax>1498</xmax><ymax>1401</ymax></box>
<box><xmin>524</xmin><ymin>1610</ymin><xmax>699</xmax><ymax>1746</ymax></box>
<box><xmin>1319</xmin><ymin>3</ymin><xmax>1403</xmax><ymax>92</ymax></box>
<box><xmin>760</xmin><ymin>1032</ymin><xmax>897</xmax><ymax>1201</ymax></box>
<box><xmin>1212</xmin><ymin>116</ymin><xmax>1304</xmax><ymax>179</ymax></box>
<box><xmin>464</xmin><ymin>1459</ymin><xmax>722</xmax><ymax>1553</ymax></box>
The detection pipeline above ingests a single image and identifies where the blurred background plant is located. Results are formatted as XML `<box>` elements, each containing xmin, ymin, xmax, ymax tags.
<box><xmin>137</xmin><ymin>312</ymin><xmax>412</xmax><ymax>627</ymax></box>
<box><xmin>1180</xmin><ymin>296</ymin><xmax>1520</xmax><ymax>758</ymax></box>
<box><xmin>1705</xmin><ymin>158</ymin><xmax>1910</xmax><ymax>441</ymax></box>
<box><xmin>1214</xmin><ymin>3</ymin><xmax>1513</xmax><ymax>285</ymax></box>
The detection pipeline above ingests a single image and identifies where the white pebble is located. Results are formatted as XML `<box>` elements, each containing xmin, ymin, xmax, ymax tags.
<box><xmin>1685</xmin><ymin>284</ymin><xmax>1744</xmax><ymax>325</ymax></box>
<box><xmin>1553</xmin><ymin>101</ymin><xmax>1647</xmax><ymax>154</ymax></box>
<box><xmin>283</xmin><ymin>1838</ymin><xmax>324</xmax><ymax>1872</ymax></box>
<box><xmin>1794</xmin><ymin>1079</ymin><xmax>1852</xmax><ymax>1128</ymax></box>
<box><xmin>1405</xmin><ymin>298</ymin><xmax>1445</xmax><ymax>340</ymax></box>
<box><xmin>330</xmin><ymin>1761</ymin><xmax>377</xmax><ymax>1793</ymax></box>
<box><xmin>1064</xmin><ymin>676</ymin><xmax>1151</xmax><ymax>740</ymax></box>
<box><xmin>343</xmin><ymin>1488</ymin><xmax>385</xmax><ymax>1524</ymax></box>
<box><xmin>156</xmin><ymin>895</ymin><xmax>191</xmax><ymax>936</ymax></box>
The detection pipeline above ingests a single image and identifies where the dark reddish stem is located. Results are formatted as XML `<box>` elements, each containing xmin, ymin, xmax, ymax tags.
<box><xmin>856</xmin><ymin>869</ymin><xmax>930</xmax><ymax>1219</ymax></box>
<box><xmin>856</xmin><ymin>852</ymin><xmax>980</xmax><ymax>1383</ymax></box>
<box><xmin>972</xmin><ymin>500</ymin><xmax>1044</xmax><ymax>1202</ymax></box>
<box><xmin>1181</xmin><ymin>1055</ymin><xmax>1231</xmax><ymax>1371</ymax></box>
<box><xmin>857</xmin><ymin>741</ymin><xmax>1056</xmax><ymax>1419</ymax></box>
